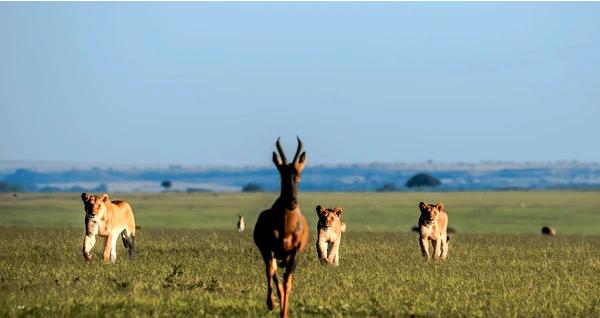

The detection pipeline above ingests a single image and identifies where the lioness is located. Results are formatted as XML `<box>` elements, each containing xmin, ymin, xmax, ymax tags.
<box><xmin>81</xmin><ymin>193</ymin><xmax>136</xmax><ymax>263</ymax></box>
<box><xmin>316</xmin><ymin>205</ymin><xmax>345</xmax><ymax>266</ymax></box>
<box><xmin>418</xmin><ymin>202</ymin><xmax>449</xmax><ymax>261</ymax></box>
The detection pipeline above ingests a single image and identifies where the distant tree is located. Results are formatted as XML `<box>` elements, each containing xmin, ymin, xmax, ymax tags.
<box><xmin>0</xmin><ymin>181</ymin><xmax>24</xmax><ymax>192</ymax></box>
<box><xmin>242</xmin><ymin>182</ymin><xmax>264</xmax><ymax>192</ymax></box>
<box><xmin>405</xmin><ymin>173</ymin><xmax>441</xmax><ymax>188</ymax></box>
<box><xmin>161</xmin><ymin>180</ymin><xmax>172</xmax><ymax>192</ymax></box>
<box><xmin>376</xmin><ymin>182</ymin><xmax>398</xmax><ymax>192</ymax></box>
<box><xmin>4</xmin><ymin>169</ymin><xmax>38</xmax><ymax>184</ymax></box>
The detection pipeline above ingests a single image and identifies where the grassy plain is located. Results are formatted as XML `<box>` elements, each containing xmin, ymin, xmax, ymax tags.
<box><xmin>1</xmin><ymin>192</ymin><xmax>599</xmax><ymax>317</ymax></box>
<box><xmin>1</xmin><ymin>191</ymin><xmax>599</xmax><ymax>234</ymax></box>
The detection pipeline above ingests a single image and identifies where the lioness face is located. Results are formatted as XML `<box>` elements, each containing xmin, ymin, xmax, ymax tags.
<box><xmin>81</xmin><ymin>193</ymin><xmax>109</xmax><ymax>219</ymax></box>
<box><xmin>419</xmin><ymin>202</ymin><xmax>443</xmax><ymax>223</ymax></box>
<box><xmin>316</xmin><ymin>206</ymin><xmax>342</xmax><ymax>228</ymax></box>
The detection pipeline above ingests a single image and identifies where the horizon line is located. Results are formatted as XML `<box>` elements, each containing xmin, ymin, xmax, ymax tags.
<box><xmin>1</xmin><ymin>158</ymin><xmax>599</xmax><ymax>171</ymax></box>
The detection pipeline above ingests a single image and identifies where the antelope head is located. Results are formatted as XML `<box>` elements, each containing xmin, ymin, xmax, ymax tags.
<box><xmin>272</xmin><ymin>137</ymin><xmax>307</xmax><ymax>208</ymax></box>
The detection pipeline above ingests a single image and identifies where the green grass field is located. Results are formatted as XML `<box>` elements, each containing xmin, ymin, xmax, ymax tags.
<box><xmin>2</xmin><ymin>191</ymin><xmax>600</xmax><ymax>234</ymax></box>
<box><xmin>1</xmin><ymin>192</ymin><xmax>599</xmax><ymax>317</ymax></box>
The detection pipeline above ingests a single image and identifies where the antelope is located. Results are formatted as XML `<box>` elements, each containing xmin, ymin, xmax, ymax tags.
<box><xmin>253</xmin><ymin>137</ymin><xmax>309</xmax><ymax>318</ymax></box>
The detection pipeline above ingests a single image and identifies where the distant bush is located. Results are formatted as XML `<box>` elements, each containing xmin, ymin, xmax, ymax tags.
<box><xmin>406</xmin><ymin>173</ymin><xmax>441</xmax><ymax>188</ymax></box>
<box><xmin>38</xmin><ymin>186</ymin><xmax>62</xmax><ymax>193</ymax></box>
<box><xmin>186</xmin><ymin>188</ymin><xmax>212</xmax><ymax>193</ymax></box>
<box><xmin>242</xmin><ymin>182</ymin><xmax>264</xmax><ymax>192</ymax></box>
<box><xmin>37</xmin><ymin>183</ymin><xmax>108</xmax><ymax>193</ymax></box>
<box><xmin>161</xmin><ymin>181</ymin><xmax>172</xmax><ymax>192</ymax></box>
<box><xmin>376</xmin><ymin>183</ymin><xmax>398</xmax><ymax>192</ymax></box>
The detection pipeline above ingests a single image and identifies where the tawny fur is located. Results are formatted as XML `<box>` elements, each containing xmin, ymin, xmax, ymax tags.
<box><xmin>541</xmin><ymin>226</ymin><xmax>556</xmax><ymax>236</ymax></box>
<box><xmin>237</xmin><ymin>215</ymin><xmax>246</xmax><ymax>232</ymax></box>
<box><xmin>418</xmin><ymin>202</ymin><xmax>449</xmax><ymax>261</ymax></box>
<box><xmin>81</xmin><ymin>192</ymin><xmax>136</xmax><ymax>263</ymax></box>
<box><xmin>316</xmin><ymin>206</ymin><xmax>345</xmax><ymax>266</ymax></box>
<box><xmin>254</xmin><ymin>138</ymin><xmax>309</xmax><ymax>318</ymax></box>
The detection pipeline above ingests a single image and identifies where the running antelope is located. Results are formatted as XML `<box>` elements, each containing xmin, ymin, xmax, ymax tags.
<box><xmin>253</xmin><ymin>137</ymin><xmax>309</xmax><ymax>318</ymax></box>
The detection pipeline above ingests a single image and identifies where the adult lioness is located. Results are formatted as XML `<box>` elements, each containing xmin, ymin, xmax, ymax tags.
<box><xmin>81</xmin><ymin>193</ymin><xmax>136</xmax><ymax>263</ymax></box>
<box><xmin>418</xmin><ymin>202</ymin><xmax>449</xmax><ymax>261</ymax></box>
<box><xmin>316</xmin><ymin>205</ymin><xmax>345</xmax><ymax>266</ymax></box>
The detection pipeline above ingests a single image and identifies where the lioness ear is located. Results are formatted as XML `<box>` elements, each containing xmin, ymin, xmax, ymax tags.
<box><xmin>333</xmin><ymin>207</ymin><xmax>343</xmax><ymax>217</ymax></box>
<box><xmin>419</xmin><ymin>202</ymin><xmax>427</xmax><ymax>212</ymax></box>
<box><xmin>435</xmin><ymin>202</ymin><xmax>444</xmax><ymax>211</ymax></box>
<box><xmin>101</xmin><ymin>194</ymin><xmax>110</xmax><ymax>202</ymax></box>
<box><xmin>81</xmin><ymin>192</ymin><xmax>90</xmax><ymax>202</ymax></box>
<box><xmin>316</xmin><ymin>205</ymin><xmax>324</xmax><ymax>215</ymax></box>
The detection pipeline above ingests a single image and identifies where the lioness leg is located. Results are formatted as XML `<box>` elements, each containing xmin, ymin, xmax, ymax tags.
<box><xmin>433</xmin><ymin>239</ymin><xmax>442</xmax><ymax>260</ymax></box>
<box><xmin>127</xmin><ymin>234</ymin><xmax>135</xmax><ymax>259</ymax></box>
<box><xmin>108</xmin><ymin>233</ymin><xmax>120</xmax><ymax>263</ymax></box>
<box><xmin>329</xmin><ymin>239</ymin><xmax>341</xmax><ymax>266</ymax></box>
<box><xmin>82</xmin><ymin>234</ymin><xmax>96</xmax><ymax>261</ymax></box>
<box><xmin>419</xmin><ymin>238</ymin><xmax>430</xmax><ymax>261</ymax></box>
<box><xmin>103</xmin><ymin>235</ymin><xmax>113</xmax><ymax>263</ymax></box>
<box><xmin>121</xmin><ymin>228</ymin><xmax>135</xmax><ymax>259</ymax></box>
<box><xmin>316</xmin><ymin>239</ymin><xmax>329</xmax><ymax>265</ymax></box>
<box><xmin>441</xmin><ymin>235</ymin><xmax>449</xmax><ymax>260</ymax></box>
<box><xmin>126</xmin><ymin>216</ymin><xmax>136</xmax><ymax>259</ymax></box>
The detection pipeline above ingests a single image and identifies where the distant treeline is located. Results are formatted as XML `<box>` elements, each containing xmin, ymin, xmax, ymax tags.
<box><xmin>2</xmin><ymin>163</ymin><xmax>600</xmax><ymax>192</ymax></box>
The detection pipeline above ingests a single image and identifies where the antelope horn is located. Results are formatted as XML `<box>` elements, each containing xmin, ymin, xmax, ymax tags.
<box><xmin>293</xmin><ymin>136</ymin><xmax>304</xmax><ymax>164</ymax></box>
<box><xmin>276</xmin><ymin>137</ymin><xmax>288</xmax><ymax>165</ymax></box>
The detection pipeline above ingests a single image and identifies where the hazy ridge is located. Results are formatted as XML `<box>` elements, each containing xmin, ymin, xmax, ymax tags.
<box><xmin>2</xmin><ymin>160</ymin><xmax>600</xmax><ymax>192</ymax></box>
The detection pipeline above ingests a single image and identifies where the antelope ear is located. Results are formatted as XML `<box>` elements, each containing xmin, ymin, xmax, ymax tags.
<box><xmin>298</xmin><ymin>152</ymin><xmax>307</xmax><ymax>164</ymax></box>
<box><xmin>435</xmin><ymin>202</ymin><xmax>444</xmax><ymax>211</ymax></box>
<box><xmin>333</xmin><ymin>207</ymin><xmax>343</xmax><ymax>217</ymax></box>
<box><xmin>273</xmin><ymin>151</ymin><xmax>283</xmax><ymax>167</ymax></box>
<box><xmin>100</xmin><ymin>193</ymin><xmax>110</xmax><ymax>202</ymax></box>
<box><xmin>419</xmin><ymin>202</ymin><xmax>427</xmax><ymax>212</ymax></box>
<box><xmin>295</xmin><ymin>152</ymin><xmax>307</xmax><ymax>172</ymax></box>
<box><xmin>81</xmin><ymin>192</ymin><xmax>90</xmax><ymax>202</ymax></box>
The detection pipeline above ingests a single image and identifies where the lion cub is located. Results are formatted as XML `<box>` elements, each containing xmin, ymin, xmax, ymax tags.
<box><xmin>418</xmin><ymin>202</ymin><xmax>449</xmax><ymax>261</ymax></box>
<box><xmin>316</xmin><ymin>205</ymin><xmax>346</xmax><ymax>266</ymax></box>
<box><xmin>81</xmin><ymin>193</ymin><xmax>136</xmax><ymax>263</ymax></box>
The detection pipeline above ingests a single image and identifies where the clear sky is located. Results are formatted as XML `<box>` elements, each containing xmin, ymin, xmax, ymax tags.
<box><xmin>1</xmin><ymin>2</ymin><xmax>599</xmax><ymax>166</ymax></box>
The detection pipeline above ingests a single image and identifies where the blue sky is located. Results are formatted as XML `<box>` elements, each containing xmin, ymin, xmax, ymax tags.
<box><xmin>1</xmin><ymin>2</ymin><xmax>599</xmax><ymax>166</ymax></box>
